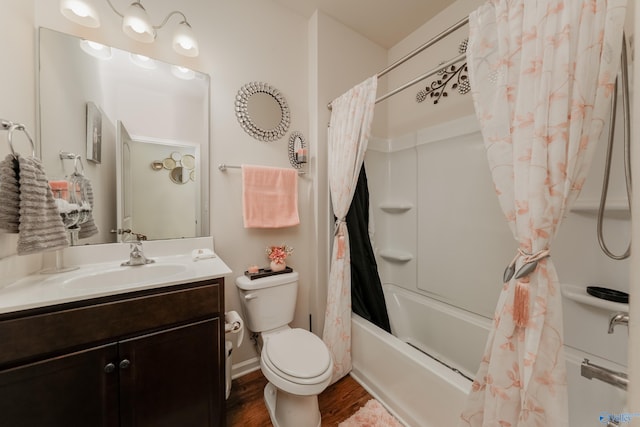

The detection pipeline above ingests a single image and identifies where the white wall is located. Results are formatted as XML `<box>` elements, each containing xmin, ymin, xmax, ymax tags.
<box><xmin>384</xmin><ymin>0</ymin><xmax>484</xmax><ymax>137</ymax></box>
<box><xmin>308</xmin><ymin>11</ymin><xmax>387</xmax><ymax>335</ymax></box>
<box><xmin>0</xmin><ymin>1</ymin><xmax>42</xmax><ymax>285</ymax></box>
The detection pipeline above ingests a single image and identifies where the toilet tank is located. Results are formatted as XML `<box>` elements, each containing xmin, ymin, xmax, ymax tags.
<box><xmin>235</xmin><ymin>271</ymin><xmax>299</xmax><ymax>333</ymax></box>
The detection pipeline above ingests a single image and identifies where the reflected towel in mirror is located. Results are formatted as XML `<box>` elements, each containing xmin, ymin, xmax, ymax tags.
<box><xmin>77</xmin><ymin>175</ymin><xmax>98</xmax><ymax>239</ymax></box>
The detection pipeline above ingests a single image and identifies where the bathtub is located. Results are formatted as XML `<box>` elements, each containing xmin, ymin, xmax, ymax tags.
<box><xmin>350</xmin><ymin>283</ymin><xmax>628</xmax><ymax>427</ymax></box>
<box><xmin>351</xmin><ymin>316</ymin><xmax>470</xmax><ymax>426</ymax></box>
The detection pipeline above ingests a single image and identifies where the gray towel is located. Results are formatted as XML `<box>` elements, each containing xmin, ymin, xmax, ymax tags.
<box><xmin>77</xmin><ymin>175</ymin><xmax>98</xmax><ymax>239</ymax></box>
<box><xmin>16</xmin><ymin>155</ymin><xmax>69</xmax><ymax>255</ymax></box>
<box><xmin>0</xmin><ymin>154</ymin><xmax>20</xmax><ymax>233</ymax></box>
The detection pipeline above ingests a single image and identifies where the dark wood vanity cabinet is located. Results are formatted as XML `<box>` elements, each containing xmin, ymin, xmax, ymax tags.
<box><xmin>0</xmin><ymin>279</ymin><xmax>226</xmax><ymax>427</ymax></box>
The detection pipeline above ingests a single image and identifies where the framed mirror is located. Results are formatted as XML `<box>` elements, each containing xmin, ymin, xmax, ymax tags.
<box><xmin>38</xmin><ymin>28</ymin><xmax>210</xmax><ymax>244</ymax></box>
<box><xmin>235</xmin><ymin>82</ymin><xmax>290</xmax><ymax>141</ymax></box>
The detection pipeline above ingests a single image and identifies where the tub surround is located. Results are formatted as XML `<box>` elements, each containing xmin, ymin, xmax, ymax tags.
<box><xmin>364</xmin><ymin>112</ymin><xmax>630</xmax><ymax>426</ymax></box>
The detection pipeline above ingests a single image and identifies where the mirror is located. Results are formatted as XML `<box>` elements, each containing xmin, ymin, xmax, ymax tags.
<box><xmin>117</xmin><ymin>121</ymin><xmax>200</xmax><ymax>239</ymax></box>
<box><xmin>38</xmin><ymin>28</ymin><xmax>210</xmax><ymax>244</ymax></box>
<box><xmin>287</xmin><ymin>131</ymin><xmax>307</xmax><ymax>169</ymax></box>
<box><xmin>235</xmin><ymin>81</ymin><xmax>290</xmax><ymax>141</ymax></box>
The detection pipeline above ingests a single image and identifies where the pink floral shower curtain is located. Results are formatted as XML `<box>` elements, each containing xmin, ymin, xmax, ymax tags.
<box><xmin>323</xmin><ymin>76</ymin><xmax>377</xmax><ymax>384</ymax></box>
<box><xmin>460</xmin><ymin>1</ymin><xmax>627</xmax><ymax>426</ymax></box>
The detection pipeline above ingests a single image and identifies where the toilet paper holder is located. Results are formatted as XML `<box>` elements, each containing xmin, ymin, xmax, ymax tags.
<box><xmin>224</xmin><ymin>310</ymin><xmax>244</xmax><ymax>347</ymax></box>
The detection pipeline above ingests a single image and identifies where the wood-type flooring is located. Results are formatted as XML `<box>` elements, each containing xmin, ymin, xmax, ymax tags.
<box><xmin>226</xmin><ymin>369</ymin><xmax>373</xmax><ymax>426</ymax></box>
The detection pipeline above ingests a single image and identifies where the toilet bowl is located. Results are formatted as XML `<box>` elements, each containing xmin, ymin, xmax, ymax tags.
<box><xmin>235</xmin><ymin>272</ymin><xmax>334</xmax><ymax>427</ymax></box>
<box><xmin>260</xmin><ymin>328</ymin><xmax>333</xmax><ymax>427</ymax></box>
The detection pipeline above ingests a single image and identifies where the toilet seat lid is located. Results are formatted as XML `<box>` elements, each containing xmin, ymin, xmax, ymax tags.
<box><xmin>264</xmin><ymin>328</ymin><xmax>331</xmax><ymax>379</ymax></box>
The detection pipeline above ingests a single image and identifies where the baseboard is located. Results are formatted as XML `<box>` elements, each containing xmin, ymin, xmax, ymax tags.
<box><xmin>231</xmin><ymin>356</ymin><xmax>260</xmax><ymax>380</ymax></box>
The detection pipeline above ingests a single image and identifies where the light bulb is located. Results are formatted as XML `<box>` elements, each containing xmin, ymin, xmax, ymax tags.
<box><xmin>122</xmin><ymin>2</ymin><xmax>155</xmax><ymax>43</ymax></box>
<box><xmin>172</xmin><ymin>21</ymin><xmax>199</xmax><ymax>57</ymax></box>
<box><xmin>60</xmin><ymin>0</ymin><xmax>100</xmax><ymax>28</ymax></box>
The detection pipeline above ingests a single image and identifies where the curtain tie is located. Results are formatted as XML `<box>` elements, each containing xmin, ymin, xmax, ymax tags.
<box><xmin>335</xmin><ymin>218</ymin><xmax>346</xmax><ymax>259</ymax></box>
<box><xmin>503</xmin><ymin>248</ymin><xmax>550</xmax><ymax>328</ymax></box>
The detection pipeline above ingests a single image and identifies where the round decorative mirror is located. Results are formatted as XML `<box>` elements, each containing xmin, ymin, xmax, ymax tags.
<box><xmin>152</xmin><ymin>150</ymin><xmax>196</xmax><ymax>184</ymax></box>
<box><xmin>235</xmin><ymin>82</ymin><xmax>290</xmax><ymax>141</ymax></box>
<box><xmin>170</xmin><ymin>166</ymin><xmax>191</xmax><ymax>184</ymax></box>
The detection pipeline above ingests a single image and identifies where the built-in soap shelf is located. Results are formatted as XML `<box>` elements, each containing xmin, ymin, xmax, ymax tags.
<box><xmin>378</xmin><ymin>249</ymin><xmax>413</xmax><ymax>263</ymax></box>
<box><xmin>561</xmin><ymin>283</ymin><xmax>629</xmax><ymax>312</ymax></box>
<box><xmin>570</xmin><ymin>199</ymin><xmax>630</xmax><ymax>219</ymax></box>
<box><xmin>379</xmin><ymin>202</ymin><xmax>413</xmax><ymax>214</ymax></box>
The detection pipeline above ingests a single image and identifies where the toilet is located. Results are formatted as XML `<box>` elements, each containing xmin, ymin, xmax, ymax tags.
<box><xmin>235</xmin><ymin>271</ymin><xmax>333</xmax><ymax>427</ymax></box>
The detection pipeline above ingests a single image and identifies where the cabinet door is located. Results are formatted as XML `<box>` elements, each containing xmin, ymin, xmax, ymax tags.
<box><xmin>0</xmin><ymin>343</ymin><xmax>119</xmax><ymax>427</ymax></box>
<box><xmin>119</xmin><ymin>318</ymin><xmax>222</xmax><ymax>427</ymax></box>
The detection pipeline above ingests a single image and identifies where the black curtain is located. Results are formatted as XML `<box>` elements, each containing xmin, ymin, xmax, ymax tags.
<box><xmin>346</xmin><ymin>165</ymin><xmax>391</xmax><ymax>332</ymax></box>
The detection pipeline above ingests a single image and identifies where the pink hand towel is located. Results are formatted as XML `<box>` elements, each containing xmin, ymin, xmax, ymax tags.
<box><xmin>242</xmin><ymin>165</ymin><xmax>299</xmax><ymax>228</ymax></box>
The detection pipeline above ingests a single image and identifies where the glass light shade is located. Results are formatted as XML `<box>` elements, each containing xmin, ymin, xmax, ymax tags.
<box><xmin>80</xmin><ymin>40</ymin><xmax>112</xmax><ymax>60</ymax></box>
<box><xmin>60</xmin><ymin>0</ymin><xmax>100</xmax><ymax>28</ymax></box>
<box><xmin>172</xmin><ymin>22</ymin><xmax>199</xmax><ymax>57</ymax></box>
<box><xmin>122</xmin><ymin>2</ymin><xmax>155</xmax><ymax>43</ymax></box>
<box><xmin>129</xmin><ymin>53</ymin><xmax>157</xmax><ymax>69</ymax></box>
<box><xmin>171</xmin><ymin>65</ymin><xmax>195</xmax><ymax>80</ymax></box>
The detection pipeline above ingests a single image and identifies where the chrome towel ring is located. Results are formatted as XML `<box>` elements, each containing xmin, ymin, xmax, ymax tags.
<box><xmin>1</xmin><ymin>119</ymin><xmax>36</xmax><ymax>158</ymax></box>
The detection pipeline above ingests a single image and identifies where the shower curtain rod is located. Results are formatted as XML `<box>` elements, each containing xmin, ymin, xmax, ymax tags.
<box><xmin>327</xmin><ymin>16</ymin><xmax>469</xmax><ymax>110</ymax></box>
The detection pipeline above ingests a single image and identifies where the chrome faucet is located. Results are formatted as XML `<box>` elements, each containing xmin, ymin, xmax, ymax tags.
<box><xmin>120</xmin><ymin>230</ymin><xmax>155</xmax><ymax>267</ymax></box>
<box><xmin>608</xmin><ymin>312</ymin><xmax>629</xmax><ymax>334</ymax></box>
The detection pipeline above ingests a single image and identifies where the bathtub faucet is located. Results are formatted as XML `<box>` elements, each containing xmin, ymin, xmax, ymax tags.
<box><xmin>608</xmin><ymin>312</ymin><xmax>629</xmax><ymax>334</ymax></box>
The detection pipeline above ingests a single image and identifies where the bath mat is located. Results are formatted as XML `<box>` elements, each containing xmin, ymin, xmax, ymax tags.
<box><xmin>339</xmin><ymin>399</ymin><xmax>403</xmax><ymax>427</ymax></box>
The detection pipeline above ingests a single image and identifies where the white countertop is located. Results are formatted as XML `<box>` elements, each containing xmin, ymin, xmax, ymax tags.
<box><xmin>0</xmin><ymin>237</ymin><xmax>232</xmax><ymax>315</ymax></box>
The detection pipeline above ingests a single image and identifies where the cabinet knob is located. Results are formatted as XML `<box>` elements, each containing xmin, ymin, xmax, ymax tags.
<box><xmin>104</xmin><ymin>362</ymin><xmax>116</xmax><ymax>373</ymax></box>
<box><xmin>119</xmin><ymin>359</ymin><xmax>131</xmax><ymax>369</ymax></box>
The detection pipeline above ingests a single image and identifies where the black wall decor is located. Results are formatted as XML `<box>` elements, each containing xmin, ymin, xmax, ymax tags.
<box><xmin>416</xmin><ymin>39</ymin><xmax>470</xmax><ymax>105</ymax></box>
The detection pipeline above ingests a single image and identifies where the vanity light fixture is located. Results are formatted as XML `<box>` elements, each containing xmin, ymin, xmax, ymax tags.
<box><xmin>129</xmin><ymin>53</ymin><xmax>157</xmax><ymax>69</ymax></box>
<box><xmin>60</xmin><ymin>0</ymin><xmax>101</xmax><ymax>28</ymax></box>
<box><xmin>80</xmin><ymin>39</ymin><xmax>113</xmax><ymax>60</ymax></box>
<box><xmin>171</xmin><ymin>65</ymin><xmax>195</xmax><ymax>80</ymax></box>
<box><xmin>120</xmin><ymin>1</ymin><xmax>155</xmax><ymax>43</ymax></box>
<box><xmin>60</xmin><ymin>0</ymin><xmax>199</xmax><ymax>57</ymax></box>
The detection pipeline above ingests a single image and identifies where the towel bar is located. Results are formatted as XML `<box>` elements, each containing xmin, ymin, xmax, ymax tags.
<box><xmin>218</xmin><ymin>164</ymin><xmax>305</xmax><ymax>175</ymax></box>
<box><xmin>581</xmin><ymin>359</ymin><xmax>628</xmax><ymax>390</ymax></box>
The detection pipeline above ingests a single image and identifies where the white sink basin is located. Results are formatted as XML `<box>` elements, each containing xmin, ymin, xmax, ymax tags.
<box><xmin>0</xmin><ymin>242</ymin><xmax>233</xmax><ymax>315</ymax></box>
<box><xmin>61</xmin><ymin>263</ymin><xmax>189</xmax><ymax>291</ymax></box>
